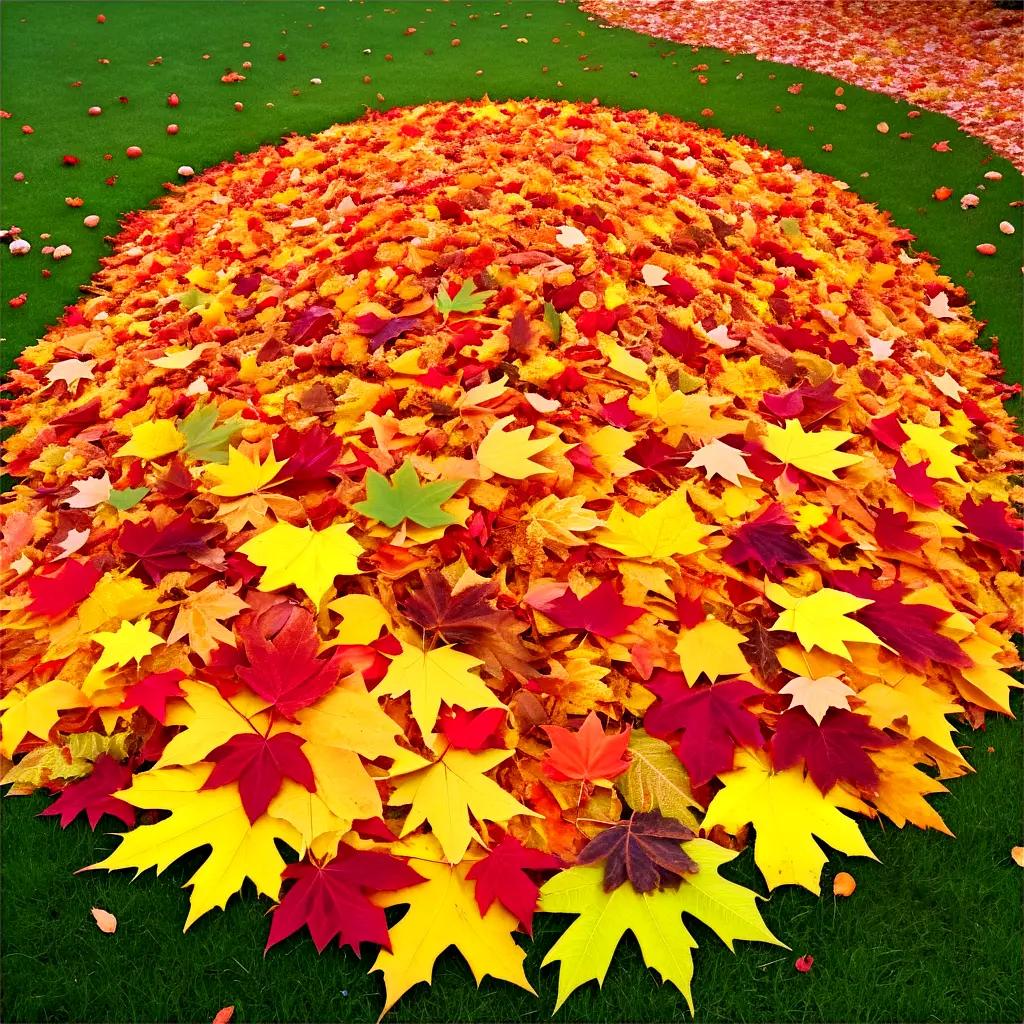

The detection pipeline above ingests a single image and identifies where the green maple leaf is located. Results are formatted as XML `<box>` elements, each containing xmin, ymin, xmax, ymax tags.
<box><xmin>544</xmin><ymin>300</ymin><xmax>561</xmax><ymax>343</ymax></box>
<box><xmin>177</xmin><ymin>404</ymin><xmax>245</xmax><ymax>465</ymax></box>
<box><xmin>354</xmin><ymin>460</ymin><xmax>462</xmax><ymax>528</ymax></box>
<box><xmin>435</xmin><ymin>279</ymin><xmax>496</xmax><ymax>321</ymax></box>
<box><xmin>107</xmin><ymin>486</ymin><xmax>150</xmax><ymax>511</ymax></box>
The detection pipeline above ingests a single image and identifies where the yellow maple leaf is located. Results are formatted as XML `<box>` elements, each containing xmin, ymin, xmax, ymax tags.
<box><xmin>868</xmin><ymin>745</ymin><xmax>953</xmax><ymax>835</ymax></box>
<box><xmin>597</xmin><ymin>489</ymin><xmax>716</xmax><ymax>561</ymax></box>
<box><xmin>476</xmin><ymin>415</ymin><xmax>557</xmax><ymax>479</ymax></box>
<box><xmin>239</xmin><ymin>520</ymin><xmax>363</xmax><ymax>606</ymax></box>
<box><xmin>538</xmin><ymin>839</ymin><xmax>781</xmax><ymax>1012</ymax></box>
<box><xmin>763</xmin><ymin>419</ymin><xmax>862</xmax><ymax>480</ymax></box>
<box><xmin>388</xmin><ymin>747</ymin><xmax>536</xmax><ymax>862</ymax></box>
<box><xmin>373</xmin><ymin>641</ymin><xmax>504</xmax><ymax>739</ymax></box>
<box><xmin>204</xmin><ymin>446</ymin><xmax>287</xmax><ymax>497</ymax></box>
<box><xmin>371</xmin><ymin>835</ymin><xmax>534</xmax><ymax>1016</ymax></box>
<box><xmin>327</xmin><ymin>593</ymin><xmax>393</xmax><ymax>645</ymax></box>
<box><xmin>900</xmin><ymin>419</ymin><xmax>966</xmax><ymax>482</ymax></box>
<box><xmin>91</xmin><ymin>617</ymin><xmax>163</xmax><ymax>672</ymax></box>
<box><xmin>114</xmin><ymin>420</ymin><xmax>185</xmax><ymax>461</ymax></box>
<box><xmin>0</xmin><ymin>680</ymin><xmax>91</xmax><ymax>759</ymax></box>
<box><xmin>524</xmin><ymin>494</ymin><xmax>601</xmax><ymax>557</ymax></box>
<box><xmin>702</xmin><ymin>750</ymin><xmax>876</xmax><ymax>893</ymax></box>
<box><xmin>166</xmin><ymin>583</ymin><xmax>248</xmax><ymax>664</ymax></box>
<box><xmin>675</xmin><ymin>617</ymin><xmax>751</xmax><ymax>684</ymax></box>
<box><xmin>766</xmin><ymin>581</ymin><xmax>885</xmax><ymax>660</ymax></box>
<box><xmin>86</xmin><ymin>764</ymin><xmax>301</xmax><ymax>928</ymax></box>
<box><xmin>859</xmin><ymin>675</ymin><xmax>964</xmax><ymax>762</ymax></box>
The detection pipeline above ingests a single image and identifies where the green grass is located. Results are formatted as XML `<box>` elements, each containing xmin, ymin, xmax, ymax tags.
<box><xmin>0</xmin><ymin>2</ymin><xmax>1022</xmax><ymax>1022</ymax></box>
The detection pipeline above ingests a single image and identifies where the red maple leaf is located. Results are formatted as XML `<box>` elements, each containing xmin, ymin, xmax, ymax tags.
<box><xmin>438</xmin><ymin>706</ymin><xmax>507</xmax><ymax>751</ymax></box>
<box><xmin>643</xmin><ymin>673</ymin><xmax>766</xmax><ymax>787</ymax></box>
<box><xmin>892</xmin><ymin>457</ymin><xmax>941</xmax><ymax>509</ymax></box>
<box><xmin>528</xmin><ymin>580</ymin><xmax>643</xmax><ymax>639</ymax></box>
<box><xmin>465</xmin><ymin>834</ymin><xmax>560</xmax><ymax>935</ymax></box>
<box><xmin>203</xmin><ymin>731</ymin><xmax>315</xmax><ymax>823</ymax></box>
<box><xmin>831</xmin><ymin>571</ymin><xmax>970</xmax><ymax>668</ymax></box>
<box><xmin>27</xmin><ymin>559</ymin><xmax>100</xmax><ymax>617</ymax></box>
<box><xmin>266</xmin><ymin>844</ymin><xmax>424</xmax><ymax>955</ymax></box>
<box><xmin>873</xmin><ymin>508</ymin><xmax>924</xmax><ymax>552</ymax></box>
<box><xmin>236</xmin><ymin>607</ymin><xmax>349</xmax><ymax>719</ymax></box>
<box><xmin>770</xmin><ymin>708</ymin><xmax>895</xmax><ymax>794</ymax></box>
<box><xmin>120</xmin><ymin>669</ymin><xmax>187</xmax><ymax>723</ymax></box>
<box><xmin>959</xmin><ymin>497</ymin><xmax>1023</xmax><ymax>553</ymax></box>
<box><xmin>724</xmin><ymin>504</ymin><xmax>812</xmax><ymax>580</ymax></box>
<box><xmin>39</xmin><ymin>754</ymin><xmax>136</xmax><ymax>829</ymax></box>
<box><xmin>542</xmin><ymin>711</ymin><xmax>631</xmax><ymax>783</ymax></box>
<box><xmin>272</xmin><ymin>424</ymin><xmax>344</xmax><ymax>483</ymax></box>
<box><xmin>119</xmin><ymin>512</ymin><xmax>221</xmax><ymax>582</ymax></box>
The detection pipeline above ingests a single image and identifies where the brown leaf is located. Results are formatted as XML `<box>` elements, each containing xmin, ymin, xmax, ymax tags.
<box><xmin>576</xmin><ymin>810</ymin><xmax>698</xmax><ymax>893</ymax></box>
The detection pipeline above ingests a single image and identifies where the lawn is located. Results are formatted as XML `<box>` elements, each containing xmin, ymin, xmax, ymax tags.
<box><xmin>1</xmin><ymin>2</ymin><xmax>1022</xmax><ymax>1022</ymax></box>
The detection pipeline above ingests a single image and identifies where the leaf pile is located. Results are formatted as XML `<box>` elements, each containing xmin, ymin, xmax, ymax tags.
<box><xmin>582</xmin><ymin>0</ymin><xmax>1024</xmax><ymax>169</ymax></box>
<box><xmin>1</xmin><ymin>99</ymin><xmax>1021</xmax><ymax>1015</ymax></box>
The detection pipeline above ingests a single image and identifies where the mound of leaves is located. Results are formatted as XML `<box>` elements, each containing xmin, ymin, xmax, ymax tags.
<box><xmin>1</xmin><ymin>99</ymin><xmax>1020</xmax><ymax>1016</ymax></box>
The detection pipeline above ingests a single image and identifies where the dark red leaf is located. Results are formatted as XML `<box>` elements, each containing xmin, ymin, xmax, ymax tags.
<box><xmin>528</xmin><ymin>580</ymin><xmax>643</xmax><ymax>639</ymax></box>
<box><xmin>203</xmin><ymin>731</ymin><xmax>314</xmax><ymax>823</ymax></box>
<box><xmin>576</xmin><ymin>811</ymin><xmax>698</xmax><ymax>893</ymax></box>
<box><xmin>465</xmin><ymin>835</ymin><xmax>559</xmax><ymax>934</ymax></box>
<box><xmin>266</xmin><ymin>844</ymin><xmax>424</xmax><ymax>955</ymax></box>
<box><xmin>39</xmin><ymin>755</ymin><xmax>136</xmax><ymax>829</ymax></box>
<box><xmin>724</xmin><ymin>504</ymin><xmax>812</xmax><ymax>579</ymax></box>
<box><xmin>644</xmin><ymin>673</ymin><xmax>766</xmax><ymax>787</ymax></box>
<box><xmin>959</xmin><ymin>497</ymin><xmax>1023</xmax><ymax>552</ymax></box>
<box><xmin>770</xmin><ymin>708</ymin><xmax>895</xmax><ymax>794</ymax></box>
<box><xmin>119</xmin><ymin>513</ymin><xmax>221</xmax><ymax>583</ymax></box>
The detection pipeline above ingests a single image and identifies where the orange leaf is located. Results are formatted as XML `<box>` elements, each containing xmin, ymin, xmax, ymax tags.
<box><xmin>90</xmin><ymin>907</ymin><xmax>117</xmax><ymax>933</ymax></box>
<box><xmin>832</xmin><ymin>871</ymin><xmax>857</xmax><ymax>897</ymax></box>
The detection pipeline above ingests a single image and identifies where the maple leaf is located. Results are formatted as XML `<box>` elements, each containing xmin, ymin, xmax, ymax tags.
<box><xmin>703</xmin><ymin>750</ymin><xmax>876</xmax><ymax>893</ymax></box>
<box><xmin>354</xmin><ymin>460</ymin><xmax>461</xmax><ymax>528</ymax></box>
<box><xmin>374</xmin><ymin>640</ymin><xmax>503</xmax><ymax>739</ymax></box>
<box><xmin>65</xmin><ymin>472</ymin><xmax>112</xmax><ymax>509</ymax></box>
<box><xmin>577</xmin><ymin>811</ymin><xmax>699</xmax><ymax>893</ymax></box>
<box><xmin>543</xmin><ymin>711</ymin><xmax>631</xmax><ymax>784</ymax></box>
<box><xmin>766</xmin><ymin>581</ymin><xmax>884</xmax><ymax>660</ymax></box>
<box><xmin>119</xmin><ymin>513</ymin><xmax>221</xmax><ymax>583</ymax></box>
<box><xmin>438</xmin><ymin>707</ymin><xmax>507</xmax><ymax>751</ymax></box>
<box><xmin>959</xmin><ymin>497</ymin><xmax>1023</xmax><ymax>553</ymax></box>
<box><xmin>675</xmin><ymin>617</ymin><xmax>751</xmax><ymax>685</ymax></box>
<box><xmin>115</xmin><ymin>419</ymin><xmax>185</xmax><ymax>461</ymax></box>
<box><xmin>91</xmin><ymin>617</ymin><xmax>163</xmax><ymax>672</ymax></box>
<box><xmin>39</xmin><ymin>754</ymin><xmax>136</xmax><ymax>829</ymax></box>
<box><xmin>597</xmin><ymin>489</ymin><xmax>716</xmax><ymax>561</ymax></box>
<box><xmin>523</xmin><ymin>494</ymin><xmax>601</xmax><ymax>557</ymax></box>
<box><xmin>435</xmin><ymin>279</ymin><xmax>496</xmax><ymax>320</ymax></box>
<box><xmin>236</xmin><ymin>607</ymin><xmax>349</xmax><ymax>719</ymax></box>
<box><xmin>685</xmin><ymin>438</ymin><xmax>754</xmax><ymax>486</ymax></box>
<box><xmin>615</xmin><ymin>729</ymin><xmax>701</xmax><ymax>827</ymax></box>
<box><xmin>465</xmin><ymin>834</ymin><xmax>560</xmax><ymax>935</ymax></box>
<box><xmin>120</xmin><ymin>669</ymin><xmax>187</xmax><ymax>724</ymax></box>
<box><xmin>108</xmin><ymin>486</ymin><xmax>149</xmax><ymax>511</ymax></box>
<box><xmin>27</xmin><ymin>559</ymin><xmax>101</xmax><ymax>618</ymax></box>
<box><xmin>476</xmin><ymin>415</ymin><xmax>557</xmax><ymax>479</ymax></box>
<box><xmin>266</xmin><ymin>844</ymin><xmax>425</xmax><ymax>954</ymax></box>
<box><xmin>239</xmin><ymin>520</ymin><xmax>363</xmax><ymax>606</ymax></box>
<box><xmin>867</xmin><ymin>745</ymin><xmax>953</xmax><ymax>835</ymax></box>
<box><xmin>398</xmin><ymin>572</ymin><xmax>534</xmax><ymax>679</ymax></box>
<box><xmin>86</xmin><ymin>765</ymin><xmax>301</xmax><ymax>928</ymax></box>
<box><xmin>762</xmin><ymin>420</ymin><xmax>862</xmax><ymax>480</ymax></box>
<box><xmin>203</xmin><ymin>731</ymin><xmax>315</xmax><ymax>823</ymax></box>
<box><xmin>770</xmin><ymin>708</ymin><xmax>895</xmax><ymax>794</ymax></box>
<box><xmin>272</xmin><ymin>424</ymin><xmax>344</xmax><ymax>482</ymax></box>
<box><xmin>371</xmin><ymin>836</ymin><xmax>535</xmax><ymax>1016</ymax></box>
<box><xmin>388</xmin><ymin>747</ymin><xmax>535</xmax><ymax>863</ymax></box>
<box><xmin>167</xmin><ymin>582</ymin><xmax>248</xmax><ymax>663</ymax></box>
<box><xmin>724</xmin><ymin>504</ymin><xmax>812</xmax><ymax>579</ymax></box>
<box><xmin>177</xmin><ymin>403</ymin><xmax>245</xmax><ymax>464</ymax></box>
<box><xmin>528</xmin><ymin>580</ymin><xmax>644</xmax><ymax>639</ymax></box>
<box><xmin>830</xmin><ymin>572</ymin><xmax>970</xmax><ymax>668</ymax></box>
<box><xmin>900</xmin><ymin>419</ymin><xmax>965</xmax><ymax>482</ymax></box>
<box><xmin>204</xmin><ymin>446</ymin><xmax>286</xmax><ymax>497</ymax></box>
<box><xmin>778</xmin><ymin>675</ymin><xmax>857</xmax><ymax>725</ymax></box>
<box><xmin>539</xmin><ymin>839</ymin><xmax>782</xmax><ymax>1012</ymax></box>
<box><xmin>644</xmin><ymin>673</ymin><xmax>765</xmax><ymax>787</ymax></box>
